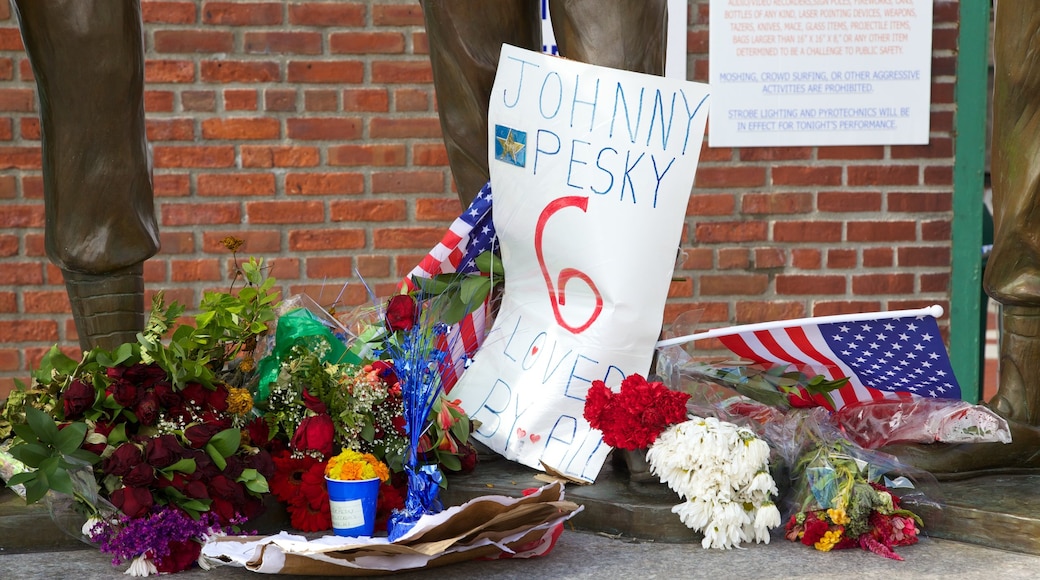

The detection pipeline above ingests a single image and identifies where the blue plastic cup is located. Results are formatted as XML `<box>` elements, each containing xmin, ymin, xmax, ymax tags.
<box><xmin>325</xmin><ymin>476</ymin><xmax>381</xmax><ymax>537</ymax></box>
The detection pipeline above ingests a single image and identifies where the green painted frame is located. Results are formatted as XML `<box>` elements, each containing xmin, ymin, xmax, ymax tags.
<box><xmin>949</xmin><ymin>1</ymin><xmax>990</xmax><ymax>403</ymax></box>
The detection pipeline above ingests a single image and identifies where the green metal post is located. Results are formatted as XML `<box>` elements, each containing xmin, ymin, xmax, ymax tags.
<box><xmin>950</xmin><ymin>1</ymin><xmax>990</xmax><ymax>403</ymax></box>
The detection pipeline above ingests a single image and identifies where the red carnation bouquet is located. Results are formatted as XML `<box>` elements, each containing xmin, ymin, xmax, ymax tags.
<box><xmin>583</xmin><ymin>374</ymin><xmax>690</xmax><ymax>450</ymax></box>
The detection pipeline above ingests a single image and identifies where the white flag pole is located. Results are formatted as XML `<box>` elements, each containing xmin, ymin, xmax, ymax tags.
<box><xmin>655</xmin><ymin>304</ymin><xmax>945</xmax><ymax>348</ymax></box>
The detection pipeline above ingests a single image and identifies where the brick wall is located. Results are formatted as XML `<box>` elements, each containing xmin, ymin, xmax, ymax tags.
<box><xmin>0</xmin><ymin>1</ymin><xmax>960</xmax><ymax>398</ymax></box>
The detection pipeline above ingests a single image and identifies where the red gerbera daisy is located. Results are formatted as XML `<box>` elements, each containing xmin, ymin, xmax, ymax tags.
<box><xmin>269</xmin><ymin>450</ymin><xmax>319</xmax><ymax>503</ymax></box>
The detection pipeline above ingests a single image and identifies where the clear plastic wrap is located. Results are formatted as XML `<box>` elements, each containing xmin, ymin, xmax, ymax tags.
<box><xmin>833</xmin><ymin>399</ymin><xmax>1011</xmax><ymax>449</ymax></box>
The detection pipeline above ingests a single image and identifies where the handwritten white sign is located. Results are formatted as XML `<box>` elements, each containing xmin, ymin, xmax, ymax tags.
<box><xmin>709</xmin><ymin>0</ymin><xmax>933</xmax><ymax>147</ymax></box>
<box><xmin>450</xmin><ymin>45</ymin><xmax>710</xmax><ymax>482</ymax></box>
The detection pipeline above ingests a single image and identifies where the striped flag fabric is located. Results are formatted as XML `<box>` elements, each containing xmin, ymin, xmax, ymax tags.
<box><xmin>402</xmin><ymin>182</ymin><xmax>497</xmax><ymax>390</ymax></box>
<box><xmin>659</xmin><ymin>306</ymin><xmax>962</xmax><ymax>411</ymax></box>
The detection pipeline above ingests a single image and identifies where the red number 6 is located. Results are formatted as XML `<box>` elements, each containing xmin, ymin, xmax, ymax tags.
<box><xmin>534</xmin><ymin>196</ymin><xmax>604</xmax><ymax>334</ymax></box>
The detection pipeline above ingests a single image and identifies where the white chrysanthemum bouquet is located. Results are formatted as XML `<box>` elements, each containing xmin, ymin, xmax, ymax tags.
<box><xmin>646</xmin><ymin>416</ymin><xmax>782</xmax><ymax>549</ymax></box>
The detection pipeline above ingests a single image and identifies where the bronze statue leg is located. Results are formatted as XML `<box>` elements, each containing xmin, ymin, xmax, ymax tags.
<box><xmin>13</xmin><ymin>0</ymin><xmax>158</xmax><ymax>351</ymax></box>
<box><xmin>549</xmin><ymin>0</ymin><xmax>668</xmax><ymax>76</ymax></box>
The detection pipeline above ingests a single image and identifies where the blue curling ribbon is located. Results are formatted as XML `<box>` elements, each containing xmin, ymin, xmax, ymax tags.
<box><xmin>387</xmin><ymin>463</ymin><xmax>444</xmax><ymax>541</ymax></box>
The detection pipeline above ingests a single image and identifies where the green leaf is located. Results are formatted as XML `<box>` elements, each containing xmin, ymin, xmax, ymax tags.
<box><xmin>9</xmin><ymin>442</ymin><xmax>50</xmax><ymax>467</ymax></box>
<box><xmin>44</xmin><ymin>465</ymin><xmax>75</xmax><ymax>497</ymax></box>
<box><xmin>25</xmin><ymin>407</ymin><xmax>60</xmax><ymax>445</ymax></box>
<box><xmin>438</xmin><ymin>453</ymin><xmax>462</xmax><ymax>472</ymax></box>
<box><xmin>5</xmin><ymin>472</ymin><xmax>36</xmax><ymax>487</ymax></box>
<box><xmin>12</xmin><ymin>423</ymin><xmax>40</xmax><ymax>445</ymax></box>
<box><xmin>459</xmin><ymin>276</ymin><xmax>491</xmax><ymax>306</ymax></box>
<box><xmin>68</xmin><ymin>449</ymin><xmax>102</xmax><ymax>465</ymax></box>
<box><xmin>473</xmin><ymin>250</ymin><xmax>500</xmax><ymax>274</ymax></box>
<box><xmin>412</xmin><ymin>275</ymin><xmax>450</xmax><ymax>295</ymax></box>
<box><xmin>163</xmin><ymin>457</ymin><xmax>197</xmax><ymax>475</ymax></box>
<box><xmin>23</xmin><ymin>478</ymin><xmax>49</xmax><ymax>504</ymax></box>
<box><xmin>205</xmin><ymin>443</ymin><xmax>228</xmax><ymax>471</ymax></box>
<box><xmin>361</xmin><ymin>423</ymin><xmax>375</xmax><ymax>443</ymax></box>
<box><xmin>54</xmin><ymin>422</ymin><xmax>87</xmax><ymax>455</ymax></box>
<box><xmin>107</xmin><ymin>423</ymin><xmax>128</xmax><ymax>446</ymax></box>
<box><xmin>207</xmin><ymin>428</ymin><xmax>241</xmax><ymax>459</ymax></box>
<box><xmin>440</xmin><ymin>296</ymin><xmax>469</xmax><ymax>326</ymax></box>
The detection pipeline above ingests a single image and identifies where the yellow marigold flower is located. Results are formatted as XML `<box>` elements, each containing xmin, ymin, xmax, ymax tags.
<box><xmin>827</xmin><ymin>507</ymin><xmax>850</xmax><ymax>525</ymax></box>
<box><xmin>814</xmin><ymin>529</ymin><xmax>843</xmax><ymax>552</ymax></box>
<box><xmin>238</xmin><ymin>356</ymin><xmax>255</xmax><ymax>373</ymax></box>
<box><xmin>226</xmin><ymin>386</ymin><xmax>254</xmax><ymax>416</ymax></box>
<box><xmin>326</xmin><ymin>449</ymin><xmax>390</xmax><ymax>482</ymax></box>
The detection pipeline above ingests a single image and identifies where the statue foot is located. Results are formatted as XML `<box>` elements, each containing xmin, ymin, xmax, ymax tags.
<box><xmin>612</xmin><ymin>448</ymin><xmax>660</xmax><ymax>484</ymax></box>
<box><xmin>880</xmin><ymin>417</ymin><xmax>1040</xmax><ymax>479</ymax></box>
<box><xmin>63</xmin><ymin>264</ymin><xmax>145</xmax><ymax>352</ymax></box>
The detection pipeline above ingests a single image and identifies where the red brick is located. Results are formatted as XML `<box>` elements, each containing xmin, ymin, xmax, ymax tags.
<box><xmin>415</xmin><ymin>198</ymin><xmax>463</xmax><ymax>221</ymax></box>
<box><xmin>890</xmin><ymin>138</ymin><xmax>953</xmax><ymax>160</ymax></box>
<box><xmin>143</xmin><ymin>260</ymin><xmax>166</xmax><ymax>282</ymax></box>
<box><xmin>153</xmin><ymin>146</ymin><xmax>236</xmax><ymax>168</ymax></box>
<box><xmin>371</xmin><ymin>61</ymin><xmax>433</xmax><ymax>84</ymax></box>
<box><xmin>0</xmin><ymin>320</ymin><xmax>58</xmax><ymax>342</ymax></box>
<box><xmin>817</xmin><ymin>191</ymin><xmax>882</xmax><ymax>212</ymax></box>
<box><xmin>847</xmin><ymin>221</ymin><xmax>917</xmax><ymax>242</ymax></box>
<box><xmin>924</xmin><ymin>166</ymin><xmax>953</xmax><ymax>186</ymax></box>
<box><xmin>154</xmin><ymin>30</ymin><xmax>233</xmax><ymax>53</ymax></box>
<box><xmin>369</xmin><ymin>117</ymin><xmax>441</xmax><ymax>139</ymax></box>
<box><xmin>159</xmin><ymin>231</ymin><xmax>196</xmax><ymax>254</ymax></box>
<box><xmin>202</xmin><ymin>2</ymin><xmax>283</xmax><ymax>25</ymax></box>
<box><xmin>330</xmin><ymin>32</ymin><xmax>405</xmax><ymax>54</ymax></box>
<box><xmin>683</xmin><ymin>248</ymin><xmax>714</xmax><ymax>270</ymax></box>
<box><xmin>739</xmin><ymin>147</ymin><xmax>812</xmax><ymax>161</ymax></box>
<box><xmin>921</xmin><ymin>220</ymin><xmax>951</xmax><ymax>241</ymax></box>
<box><xmin>812</xmin><ymin>301</ymin><xmax>883</xmax><ymax>317</ymax></box>
<box><xmin>373</xmin><ymin>227</ymin><xmax>445</xmax><ymax>249</ymax></box>
<box><xmin>144</xmin><ymin>90</ymin><xmax>175</xmax><ymax>112</ymax></box>
<box><xmin>224</xmin><ymin>89</ymin><xmax>258</xmax><ymax>111</ymax></box>
<box><xmin>201</xmin><ymin>118</ymin><xmax>280</xmax><ymax>140</ymax></box>
<box><xmin>700</xmin><ymin>274</ymin><xmax>767</xmax><ymax>295</ymax></box>
<box><xmin>694</xmin><ymin>221</ymin><xmax>767</xmax><ymax>243</ymax></box>
<box><xmin>146</xmin><ymin>118</ymin><xmax>194</xmax><ymax>141</ymax></box>
<box><xmin>355</xmin><ymin>255</ymin><xmax>391</xmax><ymax>278</ymax></box>
<box><xmin>717</xmin><ymin>248</ymin><xmax>749</xmax><ymax>269</ymax></box>
<box><xmin>285</xmin><ymin>173</ymin><xmax>365</xmax><ymax>195</ymax></box>
<box><xmin>0</xmin><ymin>88</ymin><xmax>34</xmax><ymax>111</ymax></box>
<box><xmin>863</xmin><ymin>247</ymin><xmax>894</xmax><ymax>267</ymax></box>
<box><xmin>289</xmin><ymin>229</ymin><xmax>366</xmax><ymax>251</ymax></box>
<box><xmin>732</xmin><ymin>301</ymin><xmax>805</xmax><ymax>325</ymax></box>
<box><xmin>686</xmin><ymin>193</ymin><xmax>735</xmax><ymax>216</ymax></box>
<box><xmin>19</xmin><ymin>118</ymin><xmax>38</xmax><ymax>140</ymax></box>
<box><xmin>265</xmin><ymin>257</ymin><xmax>300</xmax><ymax>281</ymax></box>
<box><xmin>0</xmin><ymin>349</ymin><xmax>19</xmax><ymax>371</ymax></box>
<box><xmin>394</xmin><ymin>88</ymin><xmax>429</xmax><ymax>112</ymax></box>
<box><xmin>753</xmin><ymin>247</ymin><xmax>785</xmax><ymax>269</ymax></box>
<box><xmin>142</xmin><ymin>2</ymin><xmax>197</xmax><ymax>24</ymax></box>
<box><xmin>776</xmin><ymin>274</ymin><xmax>846</xmax><ymax>295</ymax></box>
<box><xmin>202</xmin><ymin>231</ymin><xmax>281</xmax><ymax>254</ymax></box>
<box><xmin>287</xmin><ymin>61</ymin><xmax>364</xmax><ymax>84</ymax></box>
<box><xmin>791</xmin><ymin>249</ymin><xmax>822</xmax><ymax>269</ymax></box>
<box><xmin>817</xmin><ymin>146</ymin><xmax>885</xmax><ymax>160</ymax></box>
<box><xmin>742</xmin><ymin>192</ymin><xmax>812</xmax><ymax>214</ymax></box>
<box><xmin>170</xmin><ymin>258</ymin><xmax>221</xmax><ymax>282</ymax></box>
<box><xmin>0</xmin><ymin>235</ymin><xmax>16</xmax><ymax>257</ymax></box>
<box><xmin>343</xmin><ymin>88</ymin><xmax>390</xmax><ymax>112</ymax></box>
<box><xmin>0</xmin><ymin>262</ymin><xmax>44</xmax><ymax>284</ymax></box>
<box><xmin>241</xmin><ymin>145</ymin><xmax>320</xmax><ymax>168</ymax></box>
<box><xmin>848</xmin><ymin>165</ymin><xmax>919</xmax><ymax>186</ymax></box>
<box><xmin>22</xmin><ymin>175</ymin><xmax>43</xmax><ymax>197</ymax></box>
<box><xmin>305</xmin><ymin>90</ymin><xmax>338</xmax><ymax>111</ymax></box>
<box><xmin>153</xmin><ymin>173</ymin><xmax>192</xmax><ymax>197</ymax></box>
<box><xmin>244</xmin><ymin>32</ymin><xmax>323</xmax><ymax>55</ymax></box>
<box><xmin>161</xmin><ymin>202</ymin><xmax>241</xmax><ymax>226</ymax></box>
<box><xmin>288</xmin><ymin>3</ymin><xmax>365</xmax><ymax>26</ymax></box>
<box><xmin>371</xmin><ymin>171</ymin><xmax>443</xmax><ymax>193</ymax></box>
<box><xmin>145</xmin><ymin>60</ymin><xmax>195</xmax><ymax>83</ymax></box>
<box><xmin>851</xmin><ymin>273</ymin><xmax>914</xmax><ymax>294</ymax></box>
<box><xmin>0</xmin><ymin>205</ymin><xmax>43</xmax><ymax>227</ymax></box>
<box><xmin>264</xmin><ymin>89</ymin><xmax>297</xmax><ymax>112</ymax></box>
<box><xmin>772</xmin><ymin>166</ymin><xmax>842</xmax><ymax>186</ymax></box>
<box><xmin>328</xmin><ymin>144</ymin><xmax>406</xmax><ymax>166</ymax></box>
<box><xmin>287</xmin><ymin>118</ymin><xmax>362</xmax><ymax>140</ymax></box>
<box><xmin>330</xmin><ymin>199</ymin><xmax>407</xmax><ymax>222</ymax></box>
<box><xmin>0</xmin><ymin>58</ymin><xmax>12</xmax><ymax>81</ymax></box>
<box><xmin>372</xmin><ymin>4</ymin><xmax>424</xmax><ymax>26</ymax></box>
<box><xmin>0</xmin><ymin>146</ymin><xmax>42</xmax><ymax>169</ymax></box>
<box><xmin>247</xmin><ymin>200</ymin><xmax>325</xmax><ymax>224</ymax></box>
<box><xmin>888</xmin><ymin>192</ymin><xmax>952</xmax><ymax>213</ymax></box>
<box><xmin>773</xmin><ymin>221</ymin><xmax>842</xmax><ymax>242</ymax></box>
<box><xmin>898</xmin><ymin>246</ymin><xmax>950</xmax><ymax>267</ymax></box>
<box><xmin>668</xmin><ymin>278</ymin><xmax>693</xmax><ymax>298</ymax></box>
<box><xmin>920</xmin><ymin>273</ymin><xmax>950</xmax><ymax>293</ymax></box>
<box><xmin>0</xmin><ymin>174</ymin><xmax>13</xmax><ymax>199</ymax></box>
<box><xmin>197</xmin><ymin>173</ymin><xmax>276</xmax><ymax>196</ymax></box>
<box><xmin>694</xmin><ymin>165</ymin><xmax>766</xmax><ymax>188</ymax></box>
<box><xmin>412</xmin><ymin>143</ymin><xmax>448</xmax><ymax>166</ymax></box>
<box><xmin>202</xmin><ymin>61</ymin><xmax>281</xmax><ymax>83</ymax></box>
<box><xmin>182</xmin><ymin>90</ymin><xmax>217</xmax><ymax>111</ymax></box>
<box><xmin>304</xmin><ymin>256</ymin><xmax>355</xmax><ymax>279</ymax></box>
<box><xmin>0</xmin><ymin>28</ymin><xmax>23</xmax><ymax>51</ymax></box>
<box><xmin>827</xmin><ymin>249</ymin><xmax>857</xmax><ymax>269</ymax></box>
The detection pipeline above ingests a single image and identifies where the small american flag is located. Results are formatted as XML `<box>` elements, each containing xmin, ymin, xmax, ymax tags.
<box><xmin>698</xmin><ymin>308</ymin><xmax>962</xmax><ymax>411</ymax></box>
<box><xmin>402</xmin><ymin>182</ymin><xmax>497</xmax><ymax>390</ymax></box>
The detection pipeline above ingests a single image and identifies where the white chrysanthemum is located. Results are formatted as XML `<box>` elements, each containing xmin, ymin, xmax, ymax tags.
<box><xmin>648</xmin><ymin>416</ymin><xmax>782</xmax><ymax>550</ymax></box>
<box><xmin>81</xmin><ymin>516</ymin><xmax>103</xmax><ymax>539</ymax></box>
<box><xmin>124</xmin><ymin>555</ymin><xmax>158</xmax><ymax>577</ymax></box>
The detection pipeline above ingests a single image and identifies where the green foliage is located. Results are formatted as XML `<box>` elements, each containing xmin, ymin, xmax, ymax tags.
<box><xmin>685</xmin><ymin>361</ymin><xmax>848</xmax><ymax>410</ymax></box>
<box><xmin>5</xmin><ymin>407</ymin><xmax>100</xmax><ymax>504</ymax></box>
<box><xmin>411</xmin><ymin>250</ymin><xmax>504</xmax><ymax>325</ymax></box>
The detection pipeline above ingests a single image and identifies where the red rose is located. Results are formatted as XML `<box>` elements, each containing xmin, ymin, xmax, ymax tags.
<box><xmin>207</xmin><ymin>383</ymin><xmax>230</xmax><ymax>413</ymax></box>
<box><xmin>110</xmin><ymin>379</ymin><xmax>140</xmax><ymax>408</ymax></box>
<box><xmin>82</xmin><ymin>421</ymin><xmax>115</xmax><ymax>456</ymax></box>
<box><xmin>153</xmin><ymin>382</ymin><xmax>181</xmax><ymax>408</ymax></box>
<box><xmin>104</xmin><ymin>443</ymin><xmax>144</xmax><ymax>477</ymax></box>
<box><xmin>110</xmin><ymin>485</ymin><xmax>153</xmax><ymax>518</ymax></box>
<box><xmin>210</xmin><ymin>496</ymin><xmax>239</xmax><ymax>524</ymax></box>
<box><xmin>244</xmin><ymin>416</ymin><xmax>270</xmax><ymax>448</ymax></box>
<box><xmin>245</xmin><ymin>448</ymin><xmax>275</xmax><ymax>480</ymax></box>
<box><xmin>180</xmin><ymin>382</ymin><xmax>208</xmax><ymax>406</ymax></box>
<box><xmin>184</xmin><ymin>423</ymin><xmax>223</xmax><ymax>449</ymax></box>
<box><xmin>301</xmin><ymin>389</ymin><xmax>327</xmax><ymax>414</ymax></box>
<box><xmin>208</xmin><ymin>474</ymin><xmax>245</xmax><ymax>503</ymax></box>
<box><xmin>134</xmin><ymin>392</ymin><xmax>160</xmax><ymax>426</ymax></box>
<box><xmin>154</xmin><ymin>538</ymin><xmax>201</xmax><ymax>574</ymax></box>
<box><xmin>62</xmin><ymin>379</ymin><xmax>96</xmax><ymax>419</ymax></box>
<box><xmin>787</xmin><ymin>388</ymin><xmax>818</xmax><ymax>408</ymax></box>
<box><xmin>145</xmin><ymin>434</ymin><xmax>184</xmax><ymax>468</ymax></box>
<box><xmin>122</xmin><ymin>463</ymin><xmax>155</xmax><ymax>488</ymax></box>
<box><xmin>290</xmin><ymin>414</ymin><xmax>335</xmax><ymax>457</ymax></box>
<box><xmin>124</xmin><ymin>363</ymin><xmax>167</xmax><ymax>388</ymax></box>
<box><xmin>385</xmin><ymin>294</ymin><xmax>417</xmax><ymax>332</ymax></box>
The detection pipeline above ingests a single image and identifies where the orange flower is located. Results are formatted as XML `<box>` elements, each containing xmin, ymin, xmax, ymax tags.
<box><xmin>325</xmin><ymin>449</ymin><xmax>390</xmax><ymax>482</ymax></box>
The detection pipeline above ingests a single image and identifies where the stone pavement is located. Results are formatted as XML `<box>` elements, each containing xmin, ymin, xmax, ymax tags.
<box><xmin>5</xmin><ymin>456</ymin><xmax>1040</xmax><ymax>578</ymax></box>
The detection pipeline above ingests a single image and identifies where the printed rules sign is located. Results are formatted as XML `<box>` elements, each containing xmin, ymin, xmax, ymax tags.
<box><xmin>450</xmin><ymin>45</ymin><xmax>710</xmax><ymax>482</ymax></box>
